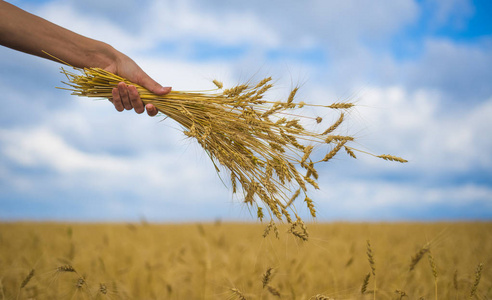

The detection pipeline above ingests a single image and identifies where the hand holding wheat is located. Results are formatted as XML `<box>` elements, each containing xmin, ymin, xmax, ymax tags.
<box><xmin>0</xmin><ymin>1</ymin><xmax>169</xmax><ymax>116</ymax></box>
<box><xmin>103</xmin><ymin>53</ymin><xmax>171</xmax><ymax>116</ymax></box>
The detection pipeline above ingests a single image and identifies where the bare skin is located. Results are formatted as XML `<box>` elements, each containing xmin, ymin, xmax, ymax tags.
<box><xmin>0</xmin><ymin>1</ymin><xmax>170</xmax><ymax>116</ymax></box>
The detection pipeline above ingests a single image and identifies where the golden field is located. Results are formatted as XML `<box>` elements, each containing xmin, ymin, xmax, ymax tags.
<box><xmin>0</xmin><ymin>222</ymin><xmax>490</xmax><ymax>299</ymax></box>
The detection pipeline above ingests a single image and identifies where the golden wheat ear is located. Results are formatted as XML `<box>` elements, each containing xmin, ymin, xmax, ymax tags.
<box><xmin>366</xmin><ymin>240</ymin><xmax>377</xmax><ymax>300</ymax></box>
<box><xmin>230</xmin><ymin>287</ymin><xmax>247</xmax><ymax>300</ymax></box>
<box><xmin>470</xmin><ymin>263</ymin><xmax>484</xmax><ymax>299</ymax></box>
<box><xmin>377</xmin><ymin>154</ymin><xmax>408</xmax><ymax>163</ymax></box>
<box><xmin>20</xmin><ymin>269</ymin><xmax>35</xmax><ymax>289</ymax></box>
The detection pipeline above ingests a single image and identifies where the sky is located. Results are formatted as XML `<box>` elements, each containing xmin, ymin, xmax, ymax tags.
<box><xmin>0</xmin><ymin>0</ymin><xmax>491</xmax><ymax>222</ymax></box>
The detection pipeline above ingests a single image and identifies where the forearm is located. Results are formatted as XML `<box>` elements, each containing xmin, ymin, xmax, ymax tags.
<box><xmin>0</xmin><ymin>1</ymin><xmax>118</xmax><ymax>69</ymax></box>
<box><xmin>1</xmin><ymin>1</ymin><xmax>167</xmax><ymax>116</ymax></box>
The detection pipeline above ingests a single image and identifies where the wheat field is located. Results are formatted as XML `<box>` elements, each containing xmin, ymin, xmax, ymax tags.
<box><xmin>0</xmin><ymin>222</ymin><xmax>490</xmax><ymax>299</ymax></box>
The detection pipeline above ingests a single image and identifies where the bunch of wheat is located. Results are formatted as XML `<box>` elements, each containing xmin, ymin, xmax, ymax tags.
<box><xmin>58</xmin><ymin>66</ymin><xmax>406</xmax><ymax>239</ymax></box>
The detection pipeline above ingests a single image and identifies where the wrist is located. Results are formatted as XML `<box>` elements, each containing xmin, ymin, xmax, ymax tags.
<box><xmin>87</xmin><ymin>42</ymin><xmax>120</xmax><ymax>70</ymax></box>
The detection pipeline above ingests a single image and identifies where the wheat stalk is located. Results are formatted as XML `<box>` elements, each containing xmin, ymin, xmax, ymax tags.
<box><xmin>262</xmin><ymin>267</ymin><xmax>274</xmax><ymax>288</ymax></box>
<box><xmin>469</xmin><ymin>263</ymin><xmax>483</xmax><ymax>299</ymax></box>
<box><xmin>428</xmin><ymin>251</ymin><xmax>438</xmax><ymax>300</ymax></box>
<box><xmin>366</xmin><ymin>240</ymin><xmax>376</xmax><ymax>300</ymax></box>
<box><xmin>230</xmin><ymin>288</ymin><xmax>247</xmax><ymax>300</ymax></box>
<box><xmin>75</xmin><ymin>277</ymin><xmax>85</xmax><ymax>289</ymax></box>
<box><xmin>17</xmin><ymin>268</ymin><xmax>35</xmax><ymax>300</ymax></box>
<box><xmin>266</xmin><ymin>285</ymin><xmax>281</xmax><ymax>297</ymax></box>
<box><xmin>310</xmin><ymin>295</ymin><xmax>332</xmax><ymax>300</ymax></box>
<box><xmin>263</xmin><ymin>220</ymin><xmax>279</xmax><ymax>239</ymax></box>
<box><xmin>20</xmin><ymin>269</ymin><xmax>34</xmax><ymax>289</ymax></box>
<box><xmin>288</xmin><ymin>218</ymin><xmax>309</xmax><ymax>241</ymax></box>
<box><xmin>322</xmin><ymin>112</ymin><xmax>344</xmax><ymax>135</ymax></box>
<box><xmin>361</xmin><ymin>272</ymin><xmax>370</xmax><ymax>294</ymax></box>
<box><xmin>56</xmin><ymin>265</ymin><xmax>77</xmax><ymax>273</ymax></box>
<box><xmin>409</xmin><ymin>243</ymin><xmax>430</xmax><ymax>271</ymax></box>
<box><xmin>366</xmin><ymin>240</ymin><xmax>376</xmax><ymax>276</ymax></box>
<box><xmin>395</xmin><ymin>290</ymin><xmax>407</xmax><ymax>300</ymax></box>
<box><xmin>99</xmin><ymin>283</ymin><xmax>107</xmax><ymax>295</ymax></box>
<box><xmin>57</xmin><ymin>64</ymin><xmax>407</xmax><ymax>236</ymax></box>
<box><xmin>377</xmin><ymin>154</ymin><xmax>408</xmax><ymax>163</ymax></box>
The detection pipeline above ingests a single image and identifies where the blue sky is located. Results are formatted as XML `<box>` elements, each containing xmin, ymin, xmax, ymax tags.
<box><xmin>1</xmin><ymin>0</ymin><xmax>491</xmax><ymax>222</ymax></box>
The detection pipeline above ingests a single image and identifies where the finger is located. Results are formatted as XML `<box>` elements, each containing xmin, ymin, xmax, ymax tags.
<box><xmin>111</xmin><ymin>87</ymin><xmax>124</xmax><ymax>112</ymax></box>
<box><xmin>146</xmin><ymin>103</ymin><xmax>158</xmax><ymax>117</ymax></box>
<box><xmin>139</xmin><ymin>75</ymin><xmax>172</xmax><ymax>95</ymax></box>
<box><xmin>128</xmin><ymin>85</ymin><xmax>144</xmax><ymax>114</ymax></box>
<box><xmin>117</xmin><ymin>82</ymin><xmax>132</xmax><ymax>110</ymax></box>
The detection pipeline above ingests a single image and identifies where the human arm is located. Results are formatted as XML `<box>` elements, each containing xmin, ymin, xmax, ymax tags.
<box><xmin>0</xmin><ymin>1</ymin><xmax>170</xmax><ymax>115</ymax></box>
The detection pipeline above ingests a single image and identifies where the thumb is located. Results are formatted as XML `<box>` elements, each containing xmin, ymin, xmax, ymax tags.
<box><xmin>140</xmin><ymin>75</ymin><xmax>172</xmax><ymax>95</ymax></box>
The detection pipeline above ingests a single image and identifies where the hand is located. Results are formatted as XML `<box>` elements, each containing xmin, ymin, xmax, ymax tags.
<box><xmin>106</xmin><ymin>53</ymin><xmax>171</xmax><ymax>116</ymax></box>
<box><xmin>0</xmin><ymin>2</ymin><xmax>171</xmax><ymax>116</ymax></box>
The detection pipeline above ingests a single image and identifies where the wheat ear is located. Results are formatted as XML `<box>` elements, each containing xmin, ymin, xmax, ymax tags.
<box><xmin>469</xmin><ymin>263</ymin><xmax>483</xmax><ymax>299</ymax></box>
<box><xmin>409</xmin><ymin>243</ymin><xmax>430</xmax><ymax>271</ymax></box>
<box><xmin>231</xmin><ymin>288</ymin><xmax>247</xmax><ymax>300</ymax></box>
<box><xmin>262</xmin><ymin>267</ymin><xmax>274</xmax><ymax>288</ymax></box>
<box><xmin>361</xmin><ymin>272</ymin><xmax>370</xmax><ymax>294</ymax></box>
<box><xmin>366</xmin><ymin>240</ymin><xmax>376</xmax><ymax>300</ymax></box>
<box><xmin>428</xmin><ymin>251</ymin><xmax>438</xmax><ymax>300</ymax></box>
<box><xmin>20</xmin><ymin>269</ymin><xmax>34</xmax><ymax>289</ymax></box>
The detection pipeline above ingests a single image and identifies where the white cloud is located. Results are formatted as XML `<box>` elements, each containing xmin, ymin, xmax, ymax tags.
<box><xmin>401</xmin><ymin>38</ymin><xmax>492</xmax><ymax>101</ymax></box>
<box><xmin>2</xmin><ymin>0</ymin><xmax>491</xmax><ymax>221</ymax></box>
<box><xmin>0</xmin><ymin>123</ymin><xmax>230</xmax><ymax>202</ymax></box>
<box><xmin>132</xmin><ymin>55</ymin><xmax>237</xmax><ymax>91</ymax></box>
<box><xmin>32</xmin><ymin>1</ymin><xmax>153</xmax><ymax>52</ymax></box>
<box><xmin>351</xmin><ymin>85</ymin><xmax>492</xmax><ymax>172</ymax></box>
<box><xmin>174</xmin><ymin>0</ymin><xmax>418</xmax><ymax>51</ymax></box>
<box><xmin>29</xmin><ymin>0</ymin><xmax>280</xmax><ymax>56</ymax></box>
<box><xmin>423</xmin><ymin>0</ymin><xmax>474</xmax><ymax>30</ymax></box>
<box><xmin>148</xmin><ymin>0</ymin><xmax>280</xmax><ymax>47</ymax></box>
<box><xmin>312</xmin><ymin>178</ymin><xmax>492</xmax><ymax>220</ymax></box>
<box><xmin>25</xmin><ymin>0</ymin><xmax>420</xmax><ymax>58</ymax></box>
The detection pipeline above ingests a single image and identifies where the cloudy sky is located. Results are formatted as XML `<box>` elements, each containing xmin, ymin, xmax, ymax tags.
<box><xmin>1</xmin><ymin>0</ymin><xmax>491</xmax><ymax>222</ymax></box>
